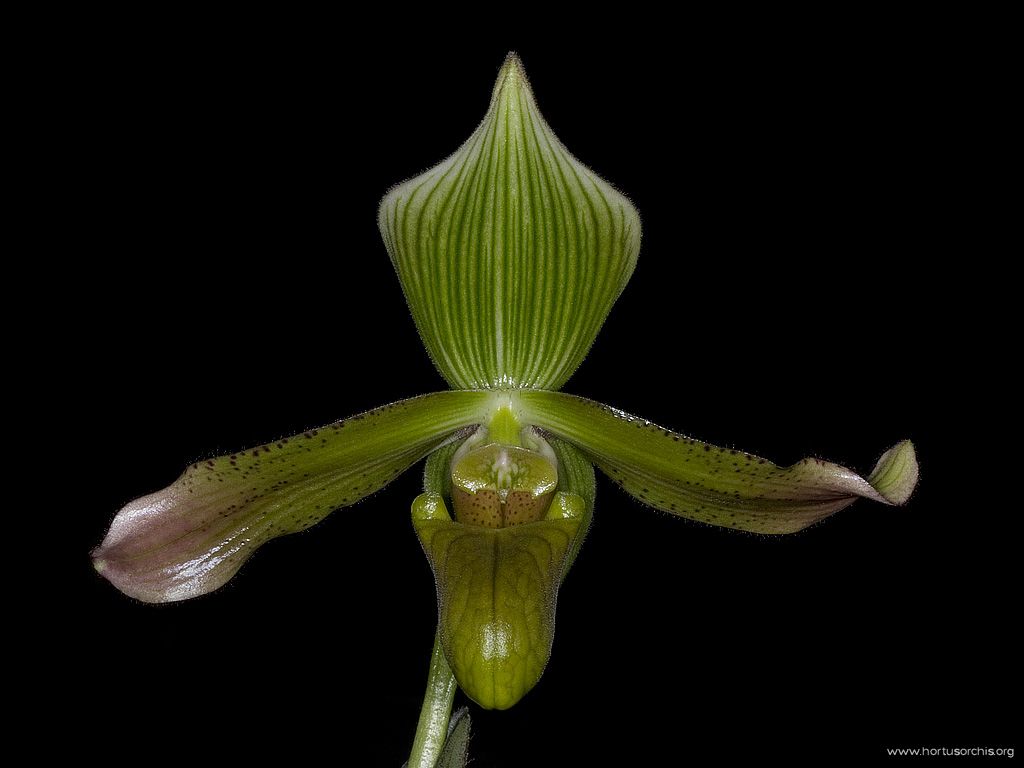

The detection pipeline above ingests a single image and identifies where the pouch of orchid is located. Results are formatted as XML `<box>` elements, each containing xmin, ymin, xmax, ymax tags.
<box><xmin>93</xmin><ymin>53</ymin><xmax>918</xmax><ymax>767</ymax></box>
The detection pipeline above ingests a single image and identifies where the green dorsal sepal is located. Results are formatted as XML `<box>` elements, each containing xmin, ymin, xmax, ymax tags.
<box><xmin>379</xmin><ymin>54</ymin><xmax>642</xmax><ymax>390</ymax></box>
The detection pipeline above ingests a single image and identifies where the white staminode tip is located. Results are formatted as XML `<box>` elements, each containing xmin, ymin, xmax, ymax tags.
<box><xmin>492</xmin><ymin>449</ymin><xmax>513</xmax><ymax>487</ymax></box>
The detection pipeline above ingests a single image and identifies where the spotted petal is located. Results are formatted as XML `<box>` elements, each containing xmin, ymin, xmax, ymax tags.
<box><xmin>379</xmin><ymin>53</ymin><xmax>641</xmax><ymax>391</ymax></box>
<box><xmin>519</xmin><ymin>392</ymin><xmax>918</xmax><ymax>534</ymax></box>
<box><xmin>93</xmin><ymin>392</ymin><xmax>489</xmax><ymax>602</ymax></box>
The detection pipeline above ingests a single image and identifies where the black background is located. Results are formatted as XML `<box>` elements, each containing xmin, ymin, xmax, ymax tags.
<box><xmin>65</xmin><ymin>18</ymin><xmax>1013</xmax><ymax>767</ymax></box>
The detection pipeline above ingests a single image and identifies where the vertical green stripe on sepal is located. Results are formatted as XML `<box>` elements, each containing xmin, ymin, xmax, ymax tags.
<box><xmin>379</xmin><ymin>53</ymin><xmax>641</xmax><ymax>391</ymax></box>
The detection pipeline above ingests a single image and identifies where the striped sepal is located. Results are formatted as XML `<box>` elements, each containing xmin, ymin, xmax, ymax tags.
<box><xmin>379</xmin><ymin>53</ymin><xmax>641</xmax><ymax>391</ymax></box>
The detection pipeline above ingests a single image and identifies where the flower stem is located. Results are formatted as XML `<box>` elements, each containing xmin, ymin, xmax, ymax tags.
<box><xmin>407</xmin><ymin>631</ymin><xmax>457</xmax><ymax>768</ymax></box>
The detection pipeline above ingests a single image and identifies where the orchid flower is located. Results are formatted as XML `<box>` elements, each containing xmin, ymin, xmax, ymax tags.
<box><xmin>92</xmin><ymin>53</ymin><xmax>918</xmax><ymax>767</ymax></box>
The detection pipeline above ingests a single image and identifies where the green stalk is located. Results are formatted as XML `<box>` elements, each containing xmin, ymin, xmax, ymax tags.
<box><xmin>407</xmin><ymin>631</ymin><xmax>457</xmax><ymax>768</ymax></box>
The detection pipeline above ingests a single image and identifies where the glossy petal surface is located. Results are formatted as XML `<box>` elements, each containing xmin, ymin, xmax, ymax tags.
<box><xmin>413</xmin><ymin>439</ymin><xmax>593</xmax><ymax>709</ymax></box>
<box><xmin>379</xmin><ymin>54</ymin><xmax>641</xmax><ymax>390</ymax></box>
<box><xmin>520</xmin><ymin>391</ymin><xmax>918</xmax><ymax>534</ymax></box>
<box><xmin>413</xmin><ymin>494</ymin><xmax>582</xmax><ymax>710</ymax></box>
<box><xmin>94</xmin><ymin>392</ymin><xmax>489</xmax><ymax>602</ymax></box>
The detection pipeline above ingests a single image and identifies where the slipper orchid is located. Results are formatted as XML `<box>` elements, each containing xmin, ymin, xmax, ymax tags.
<box><xmin>93</xmin><ymin>53</ymin><xmax>918</xmax><ymax>767</ymax></box>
